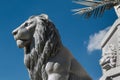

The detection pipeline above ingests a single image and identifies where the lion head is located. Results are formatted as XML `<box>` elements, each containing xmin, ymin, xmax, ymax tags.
<box><xmin>12</xmin><ymin>14</ymin><xmax>62</xmax><ymax>80</ymax></box>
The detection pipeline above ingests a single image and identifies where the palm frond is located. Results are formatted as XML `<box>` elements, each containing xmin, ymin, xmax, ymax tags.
<box><xmin>73</xmin><ymin>0</ymin><xmax>119</xmax><ymax>18</ymax></box>
<box><xmin>73</xmin><ymin>1</ymin><xmax>102</xmax><ymax>6</ymax></box>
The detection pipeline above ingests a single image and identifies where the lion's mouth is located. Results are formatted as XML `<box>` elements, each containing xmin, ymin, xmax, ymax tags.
<box><xmin>18</xmin><ymin>39</ymin><xmax>28</xmax><ymax>41</ymax></box>
<box><xmin>16</xmin><ymin>39</ymin><xmax>30</xmax><ymax>48</ymax></box>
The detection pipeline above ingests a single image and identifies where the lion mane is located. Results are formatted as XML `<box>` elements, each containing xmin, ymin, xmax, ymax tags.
<box><xmin>24</xmin><ymin>15</ymin><xmax>62</xmax><ymax>80</ymax></box>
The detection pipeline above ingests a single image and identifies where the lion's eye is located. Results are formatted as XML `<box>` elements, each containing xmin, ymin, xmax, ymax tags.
<box><xmin>24</xmin><ymin>23</ymin><xmax>29</xmax><ymax>27</ymax></box>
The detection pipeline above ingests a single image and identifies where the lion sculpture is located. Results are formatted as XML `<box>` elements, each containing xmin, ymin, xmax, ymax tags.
<box><xmin>12</xmin><ymin>14</ymin><xmax>92</xmax><ymax>80</ymax></box>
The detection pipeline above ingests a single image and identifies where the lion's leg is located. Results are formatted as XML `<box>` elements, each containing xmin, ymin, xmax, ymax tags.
<box><xmin>45</xmin><ymin>60</ymin><xmax>71</xmax><ymax>80</ymax></box>
<box><xmin>48</xmin><ymin>73</ymin><xmax>69</xmax><ymax>80</ymax></box>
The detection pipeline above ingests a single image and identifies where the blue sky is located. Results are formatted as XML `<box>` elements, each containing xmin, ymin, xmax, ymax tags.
<box><xmin>0</xmin><ymin>0</ymin><xmax>118</xmax><ymax>80</ymax></box>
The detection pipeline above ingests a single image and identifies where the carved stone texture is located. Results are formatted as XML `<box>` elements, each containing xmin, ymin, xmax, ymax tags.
<box><xmin>12</xmin><ymin>14</ymin><xmax>91</xmax><ymax>80</ymax></box>
<box><xmin>100</xmin><ymin>44</ymin><xmax>117</xmax><ymax>71</ymax></box>
<box><xmin>100</xmin><ymin>17</ymin><xmax>120</xmax><ymax>80</ymax></box>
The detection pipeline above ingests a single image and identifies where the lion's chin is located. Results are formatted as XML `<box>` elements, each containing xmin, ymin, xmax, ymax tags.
<box><xmin>16</xmin><ymin>40</ymin><xmax>25</xmax><ymax>48</ymax></box>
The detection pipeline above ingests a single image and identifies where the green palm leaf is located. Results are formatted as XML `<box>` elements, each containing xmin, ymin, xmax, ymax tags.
<box><xmin>73</xmin><ymin>0</ymin><xmax>119</xmax><ymax>18</ymax></box>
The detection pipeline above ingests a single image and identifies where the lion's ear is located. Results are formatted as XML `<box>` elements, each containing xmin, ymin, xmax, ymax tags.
<box><xmin>39</xmin><ymin>14</ymin><xmax>48</xmax><ymax>20</ymax></box>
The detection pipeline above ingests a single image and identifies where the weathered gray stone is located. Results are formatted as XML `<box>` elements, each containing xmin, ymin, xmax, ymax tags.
<box><xmin>114</xmin><ymin>5</ymin><xmax>120</xmax><ymax>18</ymax></box>
<box><xmin>100</xmin><ymin>66</ymin><xmax>120</xmax><ymax>80</ymax></box>
<box><xmin>12</xmin><ymin>14</ymin><xmax>91</xmax><ymax>80</ymax></box>
<box><xmin>100</xmin><ymin>17</ymin><xmax>120</xmax><ymax>80</ymax></box>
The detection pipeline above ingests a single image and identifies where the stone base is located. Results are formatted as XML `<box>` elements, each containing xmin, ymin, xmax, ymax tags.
<box><xmin>100</xmin><ymin>66</ymin><xmax>120</xmax><ymax>80</ymax></box>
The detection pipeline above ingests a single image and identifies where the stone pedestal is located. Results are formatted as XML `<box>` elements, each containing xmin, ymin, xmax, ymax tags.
<box><xmin>100</xmin><ymin>18</ymin><xmax>120</xmax><ymax>80</ymax></box>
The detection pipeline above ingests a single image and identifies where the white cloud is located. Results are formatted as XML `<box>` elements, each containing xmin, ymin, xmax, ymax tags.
<box><xmin>87</xmin><ymin>27</ymin><xmax>110</xmax><ymax>53</ymax></box>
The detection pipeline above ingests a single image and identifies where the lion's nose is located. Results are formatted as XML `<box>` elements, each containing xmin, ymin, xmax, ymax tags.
<box><xmin>12</xmin><ymin>29</ymin><xmax>18</xmax><ymax>35</ymax></box>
